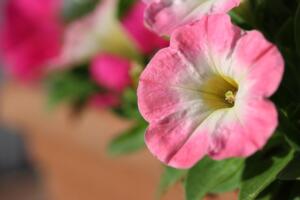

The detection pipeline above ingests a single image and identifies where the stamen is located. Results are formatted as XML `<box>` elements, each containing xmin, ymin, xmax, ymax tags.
<box><xmin>225</xmin><ymin>90</ymin><xmax>235</xmax><ymax>105</ymax></box>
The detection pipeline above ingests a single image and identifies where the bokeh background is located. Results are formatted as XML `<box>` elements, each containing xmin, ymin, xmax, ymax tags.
<box><xmin>0</xmin><ymin>0</ymin><xmax>180</xmax><ymax>199</ymax></box>
<box><xmin>0</xmin><ymin>0</ymin><xmax>238</xmax><ymax>199</ymax></box>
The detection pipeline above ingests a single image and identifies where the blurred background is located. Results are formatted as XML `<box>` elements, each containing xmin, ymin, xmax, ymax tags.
<box><xmin>1</xmin><ymin>0</ymin><xmax>299</xmax><ymax>199</ymax></box>
<box><xmin>1</xmin><ymin>0</ymin><xmax>40</xmax><ymax>195</ymax></box>
<box><xmin>0</xmin><ymin>0</ymin><xmax>241</xmax><ymax>199</ymax></box>
<box><xmin>1</xmin><ymin>62</ymin><xmax>41</xmax><ymax>199</ymax></box>
<box><xmin>0</xmin><ymin>0</ymin><xmax>183</xmax><ymax>200</ymax></box>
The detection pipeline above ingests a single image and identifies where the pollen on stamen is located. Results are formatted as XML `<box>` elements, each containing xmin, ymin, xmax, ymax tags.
<box><xmin>225</xmin><ymin>90</ymin><xmax>235</xmax><ymax>105</ymax></box>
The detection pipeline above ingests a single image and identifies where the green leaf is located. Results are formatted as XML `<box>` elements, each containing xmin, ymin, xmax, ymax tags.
<box><xmin>255</xmin><ymin>180</ymin><xmax>300</xmax><ymax>200</ymax></box>
<box><xmin>209</xmin><ymin>161</ymin><xmax>244</xmax><ymax>194</ymax></box>
<box><xmin>107</xmin><ymin>122</ymin><xmax>147</xmax><ymax>156</ymax></box>
<box><xmin>117</xmin><ymin>0</ymin><xmax>136</xmax><ymax>19</ymax></box>
<box><xmin>255</xmin><ymin>181</ymin><xmax>281</xmax><ymax>200</ymax></box>
<box><xmin>239</xmin><ymin>141</ymin><xmax>294</xmax><ymax>200</ymax></box>
<box><xmin>113</xmin><ymin>89</ymin><xmax>140</xmax><ymax>119</ymax></box>
<box><xmin>278</xmin><ymin>154</ymin><xmax>300</xmax><ymax>180</ymax></box>
<box><xmin>185</xmin><ymin>157</ymin><xmax>244</xmax><ymax>200</ymax></box>
<box><xmin>295</xmin><ymin>1</ymin><xmax>300</xmax><ymax>56</ymax></box>
<box><xmin>46</xmin><ymin>66</ymin><xmax>100</xmax><ymax>108</ymax></box>
<box><xmin>157</xmin><ymin>167</ymin><xmax>187</xmax><ymax>198</ymax></box>
<box><xmin>62</xmin><ymin>0</ymin><xmax>100</xmax><ymax>23</ymax></box>
<box><xmin>229</xmin><ymin>1</ymin><xmax>253</xmax><ymax>30</ymax></box>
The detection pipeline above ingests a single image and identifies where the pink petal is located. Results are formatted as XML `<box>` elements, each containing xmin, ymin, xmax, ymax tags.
<box><xmin>1</xmin><ymin>0</ymin><xmax>62</xmax><ymax>81</ymax></box>
<box><xmin>138</xmin><ymin>48</ymin><xmax>212</xmax><ymax>123</ymax></box>
<box><xmin>232</xmin><ymin>31</ymin><xmax>284</xmax><ymax>97</ymax></box>
<box><xmin>144</xmin><ymin>0</ymin><xmax>240</xmax><ymax>36</ymax></box>
<box><xmin>144</xmin><ymin>101</ymin><xmax>214</xmax><ymax>168</ymax></box>
<box><xmin>88</xmin><ymin>93</ymin><xmax>120</xmax><ymax>108</ymax></box>
<box><xmin>210</xmin><ymin>100</ymin><xmax>278</xmax><ymax>159</ymax></box>
<box><xmin>170</xmin><ymin>14</ymin><xmax>243</xmax><ymax>80</ymax></box>
<box><xmin>145</xmin><ymin>98</ymin><xmax>277</xmax><ymax>168</ymax></box>
<box><xmin>145</xmin><ymin>120</ymin><xmax>210</xmax><ymax>169</ymax></box>
<box><xmin>90</xmin><ymin>54</ymin><xmax>132</xmax><ymax>92</ymax></box>
<box><xmin>121</xmin><ymin>1</ymin><xmax>168</xmax><ymax>54</ymax></box>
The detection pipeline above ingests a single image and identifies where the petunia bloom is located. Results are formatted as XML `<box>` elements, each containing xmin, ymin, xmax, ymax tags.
<box><xmin>88</xmin><ymin>93</ymin><xmax>120</xmax><ymax>108</ymax></box>
<box><xmin>144</xmin><ymin>0</ymin><xmax>240</xmax><ymax>36</ymax></box>
<box><xmin>51</xmin><ymin>0</ymin><xmax>139</xmax><ymax>68</ymax></box>
<box><xmin>121</xmin><ymin>1</ymin><xmax>168</xmax><ymax>54</ymax></box>
<box><xmin>0</xmin><ymin>0</ymin><xmax>62</xmax><ymax>81</ymax></box>
<box><xmin>138</xmin><ymin>14</ymin><xmax>284</xmax><ymax>169</ymax></box>
<box><xmin>90</xmin><ymin>54</ymin><xmax>132</xmax><ymax>93</ymax></box>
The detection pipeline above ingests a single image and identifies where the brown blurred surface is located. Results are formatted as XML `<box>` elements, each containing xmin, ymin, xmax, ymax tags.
<box><xmin>0</xmin><ymin>170</ymin><xmax>43</xmax><ymax>200</ymax></box>
<box><xmin>0</xmin><ymin>82</ymin><xmax>237</xmax><ymax>200</ymax></box>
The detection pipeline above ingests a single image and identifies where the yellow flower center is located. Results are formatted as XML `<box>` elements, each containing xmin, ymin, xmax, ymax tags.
<box><xmin>225</xmin><ymin>90</ymin><xmax>236</xmax><ymax>105</ymax></box>
<box><xmin>200</xmin><ymin>74</ymin><xmax>238</xmax><ymax>110</ymax></box>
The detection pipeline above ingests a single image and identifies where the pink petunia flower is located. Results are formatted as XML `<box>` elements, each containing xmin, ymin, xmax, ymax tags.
<box><xmin>88</xmin><ymin>93</ymin><xmax>120</xmax><ymax>108</ymax></box>
<box><xmin>121</xmin><ymin>1</ymin><xmax>168</xmax><ymax>54</ymax></box>
<box><xmin>51</xmin><ymin>0</ymin><xmax>139</xmax><ymax>68</ymax></box>
<box><xmin>90</xmin><ymin>54</ymin><xmax>132</xmax><ymax>93</ymax></box>
<box><xmin>138</xmin><ymin>14</ymin><xmax>284</xmax><ymax>169</ymax></box>
<box><xmin>144</xmin><ymin>0</ymin><xmax>240</xmax><ymax>36</ymax></box>
<box><xmin>0</xmin><ymin>0</ymin><xmax>62</xmax><ymax>81</ymax></box>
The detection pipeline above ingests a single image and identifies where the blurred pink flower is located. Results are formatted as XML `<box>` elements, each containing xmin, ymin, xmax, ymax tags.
<box><xmin>90</xmin><ymin>54</ymin><xmax>132</xmax><ymax>93</ymax></box>
<box><xmin>138</xmin><ymin>14</ymin><xmax>284</xmax><ymax>168</ymax></box>
<box><xmin>121</xmin><ymin>1</ymin><xmax>168</xmax><ymax>54</ymax></box>
<box><xmin>88</xmin><ymin>93</ymin><xmax>120</xmax><ymax>108</ymax></box>
<box><xmin>1</xmin><ymin>0</ymin><xmax>62</xmax><ymax>81</ymax></box>
<box><xmin>52</xmin><ymin>0</ymin><xmax>139</xmax><ymax>68</ymax></box>
<box><xmin>144</xmin><ymin>0</ymin><xmax>240</xmax><ymax>36</ymax></box>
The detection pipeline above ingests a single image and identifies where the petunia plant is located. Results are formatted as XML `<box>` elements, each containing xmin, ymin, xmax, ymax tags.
<box><xmin>138</xmin><ymin>13</ymin><xmax>284</xmax><ymax>169</ymax></box>
<box><xmin>137</xmin><ymin>0</ymin><xmax>300</xmax><ymax>199</ymax></box>
<box><xmin>1</xmin><ymin>0</ymin><xmax>300</xmax><ymax>199</ymax></box>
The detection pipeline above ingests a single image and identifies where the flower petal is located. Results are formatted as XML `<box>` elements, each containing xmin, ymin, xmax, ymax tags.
<box><xmin>170</xmin><ymin>14</ymin><xmax>241</xmax><ymax>78</ymax></box>
<box><xmin>138</xmin><ymin>48</ymin><xmax>212</xmax><ymax>123</ymax></box>
<box><xmin>210</xmin><ymin>99</ymin><xmax>278</xmax><ymax>159</ymax></box>
<box><xmin>88</xmin><ymin>93</ymin><xmax>120</xmax><ymax>108</ymax></box>
<box><xmin>232</xmin><ymin>31</ymin><xmax>284</xmax><ymax>97</ymax></box>
<box><xmin>121</xmin><ymin>1</ymin><xmax>168</xmax><ymax>54</ymax></box>
<box><xmin>144</xmin><ymin>0</ymin><xmax>240</xmax><ymax>36</ymax></box>
<box><xmin>145</xmin><ymin>104</ymin><xmax>213</xmax><ymax>168</ymax></box>
<box><xmin>50</xmin><ymin>0</ymin><xmax>139</xmax><ymax>68</ymax></box>
<box><xmin>146</xmin><ymin>99</ymin><xmax>277</xmax><ymax>168</ymax></box>
<box><xmin>90</xmin><ymin>54</ymin><xmax>131</xmax><ymax>92</ymax></box>
<box><xmin>1</xmin><ymin>0</ymin><xmax>62</xmax><ymax>81</ymax></box>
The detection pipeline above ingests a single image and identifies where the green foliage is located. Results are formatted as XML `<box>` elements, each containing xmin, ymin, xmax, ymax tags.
<box><xmin>239</xmin><ymin>136</ymin><xmax>294</xmax><ymax>200</ymax></box>
<box><xmin>255</xmin><ymin>180</ymin><xmax>300</xmax><ymax>200</ymax></box>
<box><xmin>62</xmin><ymin>0</ymin><xmax>137</xmax><ymax>22</ymax></box>
<box><xmin>46</xmin><ymin>66</ymin><xmax>100</xmax><ymax>108</ymax></box>
<box><xmin>113</xmin><ymin>88</ymin><xmax>141</xmax><ymax>118</ymax></box>
<box><xmin>157</xmin><ymin>167</ymin><xmax>187</xmax><ymax>198</ymax></box>
<box><xmin>209</xmin><ymin>163</ymin><xmax>244</xmax><ymax>194</ymax></box>
<box><xmin>278</xmin><ymin>154</ymin><xmax>300</xmax><ymax>181</ymax></box>
<box><xmin>107</xmin><ymin>121</ymin><xmax>147</xmax><ymax>156</ymax></box>
<box><xmin>62</xmin><ymin>0</ymin><xmax>100</xmax><ymax>23</ymax></box>
<box><xmin>185</xmin><ymin>157</ymin><xmax>244</xmax><ymax>200</ymax></box>
<box><xmin>117</xmin><ymin>0</ymin><xmax>136</xmax><ymax>19</ymax></box>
